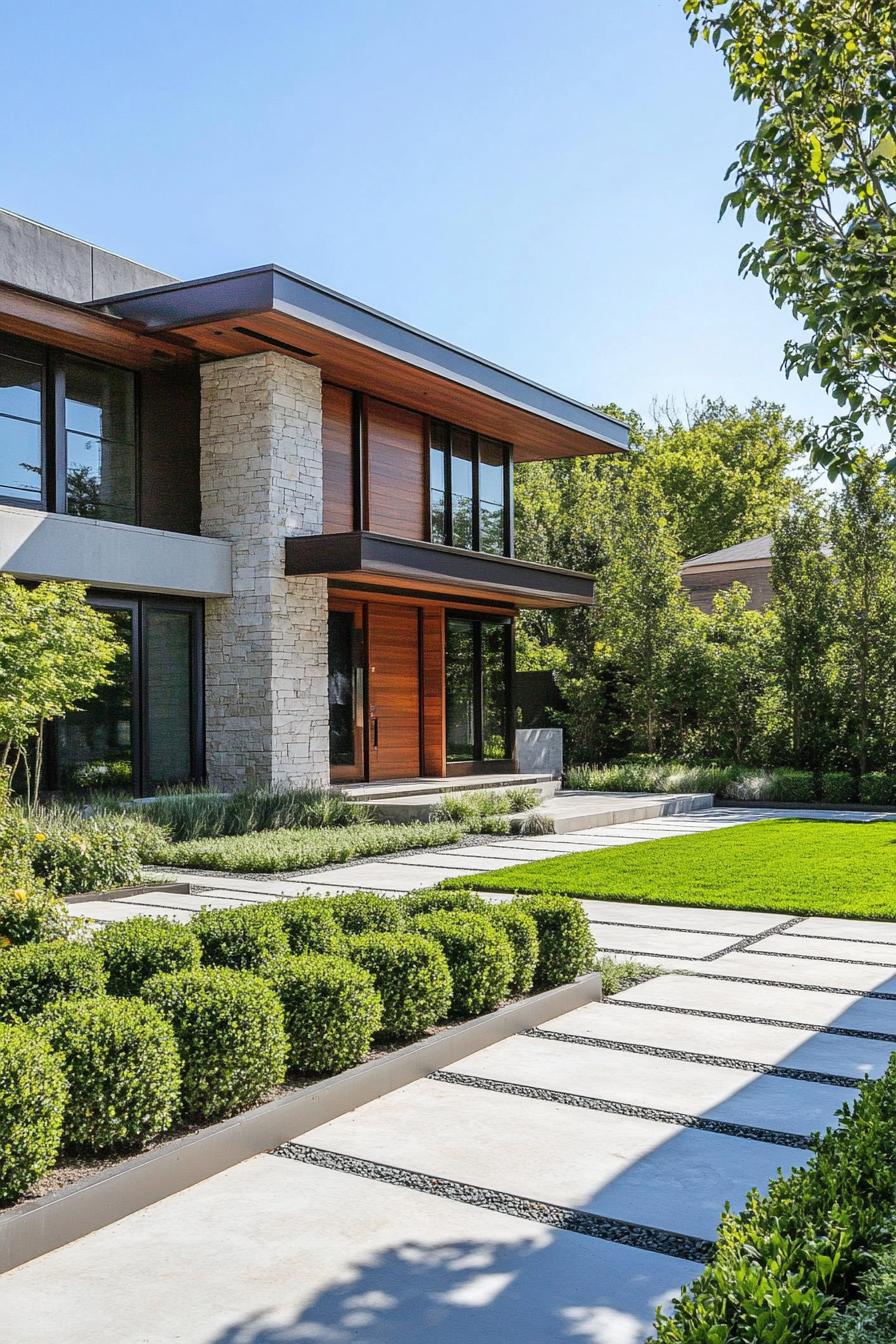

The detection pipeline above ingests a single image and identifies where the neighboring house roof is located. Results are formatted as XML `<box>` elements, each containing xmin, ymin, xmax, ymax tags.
<box><xmin>682</xmin><ymin>535</ymin><xmax>772</xmax><ymax>571</ymax></box>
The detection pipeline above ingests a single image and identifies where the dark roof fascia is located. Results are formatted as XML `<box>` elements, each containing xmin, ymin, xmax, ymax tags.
<box><xmin>92</xmin><ymin>265</ymin><xmax>628</xmax><ymax>452</ymax></box>
<box><xmin>284</xmin><ymin>531</ymin><xmax>596</xmax><ymax>607</ymax></box>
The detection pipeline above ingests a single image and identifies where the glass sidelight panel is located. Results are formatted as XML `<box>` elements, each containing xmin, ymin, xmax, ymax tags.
<box><xmin>328</xmin><ymin>609</ymin><xmax>357</xmax><ymax>767</ymax></box>
<box><xmin>482</xmin><ymin>621</ymin><xmax>511</xmax><ymax>758</ymax></box>
<box><xmin>145</xmin><ymin>608</ymin><xmax>193</xmax><ymax>789</ymax></box>
<box><xmin>450</xmin><ymin>430</ymin><xmax>475</xmax><ymax>550</ymax></box>
<box><xmin>56</xmin><ymin>606</ymin><xmax>134</xmax><ymax>792</ymax></box>
<box><xmin>446</xmin><ymin>618</ymin><xmax>476</xmax><ymax>761</ymax></box>
<box><xmin>479</xmin><ymin>438</ymin><xmax>505</xmax><ymax>556</ymax></box>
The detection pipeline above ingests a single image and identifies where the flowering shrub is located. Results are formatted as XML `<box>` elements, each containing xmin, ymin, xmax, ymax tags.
<box><xmin>29</xmin><ymin>812</ymin><xmax>143</xmax><ymax>896</ymax></box>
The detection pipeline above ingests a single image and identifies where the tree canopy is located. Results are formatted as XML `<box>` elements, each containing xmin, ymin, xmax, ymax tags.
<box><xmin>684</xmin><ymin>0</ymin><xmax>896</xmax><ymax>477</ymax></box>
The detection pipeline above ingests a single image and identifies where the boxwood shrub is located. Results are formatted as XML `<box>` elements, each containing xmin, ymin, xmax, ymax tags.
<box><xmin>860</xmin><ymin>773</ymin><xmax>896</xmax><ymax>806</ymax></box>
<box><xmin>92</xmin><ymin>916</ymin><xmax>201</xmax><ymax>996</ymax></box>
<box><xmin>0</xmin><ymin>941</ymin><xmax>106</xmax><ymax>1022</ymax></box>
<box><xmin>269</xmin><ymin>897</ymin><xmax>346</xmax><ymax>957</ymax></box>
<box><xmin>264</xmin><ymin>953</ymin><xmax>382</xmax><ymax>1073</ymax></box>
<box><xmin>515</xmin><ymin>894</ymin><xmax>595</xmax><ymax>987</ymax></box>
<box><xmin>190</xmin><ymin>904</ymin><xmax>289</xmax><ymax>971</ymax></box>
<box><xmin>346</xmin><ymin>933</ymin><xmax>452</xmax><ymax>1038</ymax></box>
<box><xmin>411</xmin><ymin>912</ymin><xmax>513</xmax><ymax>1017</ymax></box>
<box><xmin>821</xmin><ymin>771</ymin><xmax>856</xmax><ymax>804</ymax></box>
<box><xmin>0</xmin><ymin>1022</ymin><xmax>68</xmax><ymax>1200</ymax></box>
<box><xmin>142</xmin><ymin>967</ymin><xmax>288</xmax><ymax>1121</ymax></box>
<box><xmin>829</xmin><ymin>1240</ymin><xmax>896</xmax><ymax>1343</ymax></box>
<box><xmin>39</xmin><ymin>996</ymin><xmax>181</xmax><ymax>1154</ymax></box>
<box><xmin>400</xmin><ymin>889</ymin><xmax>488</xmax><ymax>918</ymax></box>
<box><xmin>655</xmin><ymin>1058</ymin><xmax>896</xmax><ymax>1343</ymax></box>
<box><xmin>329</xmin><ymin>891</ymin><xmax>405</xmax><ymax>935</ymax></box>
<box><xmin>487</xmin><ymin>903</ymin><xmax>538</xmax><ymax>995</ymax></box>
<box><xmin>768</xmin><ymin>768</ymin><xmax>816</xmax><ymax>803</ymax></box>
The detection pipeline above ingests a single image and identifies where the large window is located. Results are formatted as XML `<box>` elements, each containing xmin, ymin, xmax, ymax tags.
<box><xmin>53</xmin><ymin>595</ymin><xmax>202</xmax><ymax>796</ymax></box>
<box><xmin>0</xmin><ymin>335</ymin><xmax>138</xmax><ymax>522</ymax></box>
<box><xmin>0</xmin><ymin>345</ymin><xmax>43</xmax><ymax>504</ymax></box>
<box><xmin>445</xmin><ymin>614</ymin><xmax>513</xmax><ymax>764</ymax></box>
<box><xmin>429</xmin><ymin>422</ymin><xmax>511</xmax><ymax>555</ymax></box>
<box><xmin>64</xmin><ymin>358</ymin><xmax>137</xmax><ymax>524</ymax></box>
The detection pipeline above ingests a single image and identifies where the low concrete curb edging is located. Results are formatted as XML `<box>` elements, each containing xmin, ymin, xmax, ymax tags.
<box><xmin>0</xmin><ymin>971</ymin><xmax>602</xmax><ymax>1275</ymax></box>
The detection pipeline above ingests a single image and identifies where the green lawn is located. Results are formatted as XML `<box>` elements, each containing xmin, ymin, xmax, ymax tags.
<box><xmin>447</xmin><ymin>819</ymin><xmax>896</xmax><ymax>919</ymax></box>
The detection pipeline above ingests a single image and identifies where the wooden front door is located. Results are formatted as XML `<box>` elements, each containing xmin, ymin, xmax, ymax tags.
<box><xmin>367</xmin><ymin>601</ymin><xmax>421</xmax><ymax>780</ymax></box>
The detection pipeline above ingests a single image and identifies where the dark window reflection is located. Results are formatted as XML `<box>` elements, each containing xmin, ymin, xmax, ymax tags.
<box><xmin>146</xmin><ymin>609</ymin><xmax>193</xmax><ymax>789</ymax></box>
<box><xmin>429</xmin><ymin>422</ymin><xmax>448</xmax><ymax>546</ymax></box>
<box><xmin>482</xmin><ymin>621</ymin><xmax>510</xmax><ymax>758</ymax></box>
<box><xmin>328</xmin><ymin>610</ymin><xmax>356</xmax><ymax>766</ymax></box>
<box><xmin>446</xmin><ymin>618</ymin><xmax>476</xmax><ymax>761</ymax></box>
<box><xmin>0</xmin><ymin>352</ymin><xmax>42</xmax><ymax>502</ymax></box>
<box><xmin>56</xmin><ymin>607</ymin><xmax>134</xmax><ymax>792</ymax></box>
<box><xmin>479</xmin><ymin>438</ymin><xmax>505</xmax><ymax>555</ymax></box>
<box><xmin>450</xmin><ymin>429</ymin><xmax>474</xmax><ymax>550</ymax></box>
<box><xmin>64</xmin><ymin>358</ymin><xmax>136</xmax><ymax>524</ymax></box>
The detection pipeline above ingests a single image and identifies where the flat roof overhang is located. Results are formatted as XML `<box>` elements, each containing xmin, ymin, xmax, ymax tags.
<box><xmin>285</xmin><ymin>532</ymin><xmax>595</xmax><ymax>609</ymax></box>
<box><xmin>93</xmin><ymin>267</ymin><xmax>628</xmax><ymax>462</ymax></box>
<box><xmin>0</xmin><ymin>280</ymin><xmax>194</xmax><ymax>368</ymax></box>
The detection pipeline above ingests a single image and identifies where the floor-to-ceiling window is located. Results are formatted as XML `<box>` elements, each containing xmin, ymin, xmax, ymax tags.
<box><xmin>428</xmin><ymin>422</ymin><xmax>512</xmax><ymax>556</ymax></box>
<box><xmin>53</xmin><ymin>595</ymin><xmax>203</xmax><ymax>795</ymax></box>
<box><xmin>445</xmin><ymin>614</ymin><xmax>512</xmax><ymax>766</ymax></box>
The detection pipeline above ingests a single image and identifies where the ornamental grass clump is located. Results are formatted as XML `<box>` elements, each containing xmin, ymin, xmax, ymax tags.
<box><xmin>329</xmin><ymin>891</ymin><xmax>405</xmax><ymax>935</ymax></box>
<box><xmin>411</xmin><ymin>911</ymin><xmax>513</xmax><ymax>1017</ymax></box>
<box><xmin>346</xmin><ymin>933</ymin><xmax>452</xmax><ymax>1039</ymax></box>
<box><xmin>269</xmin><ymin>897</ymin><xmax>346</xmax><ymax>957</ymax></box>
<box><xmin>39</xmin><ymin>996</ymin><xmax>181</xmax><ymax>1155</ymax></box>
<box><xmin>190</xmin><ymin>904</ymin><xmax>289</xmax><ymax>972</ymax></box>
<box><xmin>92</xmin><ymin>917</ymin><xmax>201</xmax><ymax>996</ymax></box>
<box><xmin>0</xmin><ymin>1022</ymin><xmax>68</xmax><ymax>1200</ymax></box>
<box><xmin>264</xmin><ymin>953</ymin><xmax>382</xmax><ymax>1074</ymax></box>
<box><xmin>487</xmin><ymin>903</ymin><xmax>538</xmax><ymax>995</ymax></box>
<box><xmin>142</xmin><ymin>967</ymin><xmax>288</xmax><ymax>1121</ymax></box>
<box><xmin>0</xmin><ymin>942</ymin><xmax>106</xmax><ymax>1022</ymax></box>
<box><xmin>515</xmin><ymin>894</ymin><xmax>595</xmax><ymax>987</ymax></box>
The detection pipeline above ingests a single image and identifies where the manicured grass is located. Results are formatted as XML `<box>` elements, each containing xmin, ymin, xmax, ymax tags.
<box><xmin>447</xmin><ymin>819</ymin><xmax>896</xmax><ymax>919</ymax></box>
<box><xmin>148</xmin><ymin>821</ymin><xmax>464</xmax><ymax>874</ymax></box>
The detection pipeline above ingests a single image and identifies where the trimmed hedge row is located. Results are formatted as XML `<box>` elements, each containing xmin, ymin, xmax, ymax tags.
<box><xmin>655</xmin><ymin>1057</ymin><xmax>896</xmax><ymax>1343</ymax></box>
<box><xmin>0</xmin><ymin>889</ymin><xmax>592</xmax><ymax>1200</ymax></box>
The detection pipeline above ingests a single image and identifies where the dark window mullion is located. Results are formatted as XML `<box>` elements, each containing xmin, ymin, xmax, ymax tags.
<box><xmin>48</xmin><ymin>352</ymin><xmax>65</xmax><ymax>514</ymax></box>
<box><xmin>504</xmin><ymin>446</ymin><xmax>514</xmax><ymax>558</ymax></box>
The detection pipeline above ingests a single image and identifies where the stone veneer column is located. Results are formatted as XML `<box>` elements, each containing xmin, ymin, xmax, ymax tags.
<box><xmin>200</xmin><ymin>352</ymin><xmax>329</xmax><ymax>791</ymax></box>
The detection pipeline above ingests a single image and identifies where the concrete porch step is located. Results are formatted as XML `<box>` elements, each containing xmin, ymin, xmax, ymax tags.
<box><xmin>532</xmin><ymin>790</ymin><xmax>715</xmax><ymax>834</ymax></box>
<box><xmin>338</xmin><ymin>772</ymin><xmax>558</xmax><ymax>813</ymax></box>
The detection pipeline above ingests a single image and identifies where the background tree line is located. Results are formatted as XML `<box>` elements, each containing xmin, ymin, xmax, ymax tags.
<box><xmin>515</xmin><ymin>398</ymin><xmax>896</xmax><ymax>776</ymax></box>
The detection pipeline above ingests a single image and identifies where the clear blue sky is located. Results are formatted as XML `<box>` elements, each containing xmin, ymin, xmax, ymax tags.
<box><xmin>3</xmin><ymin>0</ymin><xmax>836</xmax><ymax>429</ymax></box>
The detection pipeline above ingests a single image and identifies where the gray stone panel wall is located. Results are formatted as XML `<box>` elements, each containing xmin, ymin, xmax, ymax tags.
<box><xmin>200</xmin><ymin>352</ymin><xmax>329</xmax><ymax>791</ymax></box>
<box><xmin>0</xmin><ymin>209</ymin><xmax>175</xmax><ymax>302</ymax></box>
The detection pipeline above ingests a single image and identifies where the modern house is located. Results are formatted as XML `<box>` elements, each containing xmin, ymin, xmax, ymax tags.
<box><xmin>681</xmin><ymin>535</ymin><xmax>773</xmax><ymax>614</ymax></box>
<box><xmin>0</xmin><ymin>209</ymin><xmax>626</xmax><ymax>795</ymax></box>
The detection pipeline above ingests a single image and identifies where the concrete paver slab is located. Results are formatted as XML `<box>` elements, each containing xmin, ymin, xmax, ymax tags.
<box><xmin>759</xmin><ymin>933</ymin><xmax>896</xmax><ymax>967</ymax></box>
<box><xmin>72</xmin><ymin>901</ymin><xmax>193</xmax><ymax>925</ymax></box>
<box><xmin>579</xmin><ymin>898</ymin><xmax>785</xmax><ymax>935</ymax></box>
<box><xmin>442</xmin><ymin>1033</ymin><xmax>853</xmax><ymax>1135</ymax></box>
<box><xmin>619</xmin><ymin>973</ymin><xmax>896</xmax><ymax>1035</ymax></box>
<box><xmin>540</xmin><ymin>1001</ymin><xmax>896</xmax><ymax>1080</ymax></box>
<box><xmin>588</xmin><ymin>923</ymin><xmax>738</xmax><ymax>960</ymax></box>
<box><xmin>706</xmin><ymin>951</ymin><xmax>896</xmax><ymax>994</ymax></box>
<box><xmin>0</xmin><ymin>1155</ymin><xmax>698</xmax><ymax>1344</ymax></box>
<box><xmin>297</xmin><ymin>1076</ymin><xmax>808</xmax><ymax>1242</ymax></box>
<box><xmin>796</xmin><ymin>916</ymin><xmax>896</xmax><ymax>945</ymax></box>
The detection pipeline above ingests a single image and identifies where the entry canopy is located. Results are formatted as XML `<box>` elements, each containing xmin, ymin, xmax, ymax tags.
<box><xmin>285</xmin><ymin>531</ymin><xmax>596</xmax><ymax>609</ymax></box>
<box><xmin>93</xmin><ymin>266</ymin><xmax>629</xmax><ymax>462</ymax></box>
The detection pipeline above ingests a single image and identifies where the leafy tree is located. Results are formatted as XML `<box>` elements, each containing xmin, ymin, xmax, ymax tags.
<box><xmin>767</xmin><ymin>498</ymin><xmax>836</xmax><ymax>768</ymax></box>
<box><xmin>828</xmin><ymin>453</ymin><xmax>896</xmax><ymax>770</ymax></box>
<box><xmin>601</xmin><ymin>473</ymin><xmax>702</xmax><ymax>754</ymax></box>
<box><xmin>0</xmin><ymin>578</ymin><xmax>123</xmax><ymax>805</ymax></box>
<box><xmin>641</xmin><ymin>398</ymin><xmax>807</xmax><ymax>557</ymax></box>
<box><xmin>704</xmin><ymin>583</ymin><xmax>774</xmax><ymax>761</ymax></box>
<box><xmin>685</xmin><ymin>0</ymin><xmax>896</xmax><ymax>477</ymax></box>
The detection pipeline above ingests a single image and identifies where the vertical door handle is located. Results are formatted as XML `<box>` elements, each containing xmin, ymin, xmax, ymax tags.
<box><xmin>372</xmin><ymin>717</ymin><xmax>379</xmax><ymax>748</ymax></box>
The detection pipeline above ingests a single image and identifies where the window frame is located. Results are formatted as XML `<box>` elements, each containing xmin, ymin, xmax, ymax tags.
<box><xmin>427</xmin><ymin>420</ymin><xmax>513</xmax><ymax>557</ymax></box>
<box><xmin>46</xmin><ymin>591</ymin><xmax>204</xmax><ymax>797</ymax></box>
<box><xmin>0</xmin><ymin>333</ymin><xmax>142</xmax><ymax>523</ymax></box>
<box><xmin>444</xmin><ymin>610</ymin><xmax>514</xmax><ymax>766</ymax></box>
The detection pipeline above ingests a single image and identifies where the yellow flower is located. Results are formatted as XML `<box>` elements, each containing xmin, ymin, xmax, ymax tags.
<box><xmin>34</xmin><ymin>832</ymin><xmax>46</xmax><ymax>842</ymax></box>
<box><xmin>0</xmin><ymin>936</ymin><xmax>11</xmax><ymax>949</ymax></box>
<box><xmin>12</xmin><ymin>888</ymin><xmax>28</xmax><ymax>902</ymax></box>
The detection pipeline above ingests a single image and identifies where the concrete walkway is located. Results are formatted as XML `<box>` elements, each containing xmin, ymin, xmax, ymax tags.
<box><xmin>72</xmin><ymin>804</ymin><xmax>877</xmax><ymax>923</ymax></box>
<box><xmin>7</xmin><ymin>805</ymin><xmax>893</xmax><ymax>1342</ymax></box>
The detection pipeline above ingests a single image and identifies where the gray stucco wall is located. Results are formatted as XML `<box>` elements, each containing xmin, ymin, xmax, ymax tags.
<box><xmin>0</xmin><ymin>209</ymin><xmax>175</xmax><ymax>301</ymax></box>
